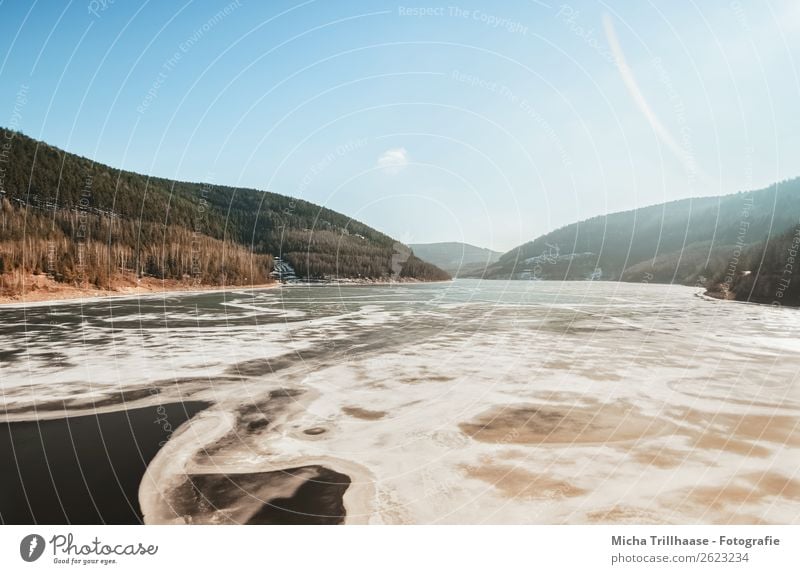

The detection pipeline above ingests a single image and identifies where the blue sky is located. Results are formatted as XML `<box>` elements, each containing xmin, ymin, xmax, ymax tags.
<box><xmin>1</xmin><ymin>0</ymin><xmax>798</xmax><ymax>251</ymax></box>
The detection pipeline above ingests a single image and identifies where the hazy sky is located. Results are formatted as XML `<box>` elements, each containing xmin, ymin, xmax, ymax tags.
<box><xmin>1</xmin><ymin>0</ymin><xmax>798</xmax><ymax>251</ymax></box>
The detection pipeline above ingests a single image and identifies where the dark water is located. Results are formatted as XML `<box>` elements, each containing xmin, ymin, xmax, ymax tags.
<box><xmin>172</xmin><ymin>466</ymin><xmax>351</xmax><ymax>525</ymax></box>
<box><xmin>0</xmin><ymin>401</ymin><xmax>208</xmax><ymax>524</ymax></box>
<box><xmin>249</xmin><ymin>466</ymin><xmax>350</xmax><ymax>525</ymax></box>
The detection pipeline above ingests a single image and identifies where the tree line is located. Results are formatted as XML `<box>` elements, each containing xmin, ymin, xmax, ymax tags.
<box><xmin>0</xmin><ymin>129</ymin><xmax>450</xmax><ymax>294</ymax></box>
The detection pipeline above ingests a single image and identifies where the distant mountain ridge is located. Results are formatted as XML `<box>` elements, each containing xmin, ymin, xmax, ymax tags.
<box><xmin>0</xmin><ymin>129</ymin><xmax>449</xmax><ymax>295</ymax></box>
<box><xmin>409</xmin><ymin>242</ymin><xmax>502</xmax><ymax>277</ymax></box>
<box><xmin>474</xmin><ymin>178</ymin><xmax>800</xmax><ymax>292</ymax></box>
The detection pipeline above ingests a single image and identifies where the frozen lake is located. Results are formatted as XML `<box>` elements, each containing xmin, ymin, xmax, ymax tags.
<box><xmin>1</xmin><ymin>279</ymin><xmax>799</xmax><ymax>524</ymax></box>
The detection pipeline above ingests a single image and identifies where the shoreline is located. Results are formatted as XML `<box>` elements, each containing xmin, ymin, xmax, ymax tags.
<box><xmin>12</xmin><ymin>277</ymin><xmax>794</xmax><ymax>310</ymax></box>
<box><xmin>0</xmin><ymin>276</ymin><xmax>453</xmax><ymax>308</ymax></box>
<box><xmin>702</xmin><ymin>287</ymin><xmax>798</xmax><ymax>308</ymax></box>
<box><xmin>701</xmin><ymin>287</ymin><xmax>735</xmax><ymax>302</ymax></box>
<box><xmin>0</xmin><ymin>280</ymin><xmax>282</xmax><ymax>308</ymax></box>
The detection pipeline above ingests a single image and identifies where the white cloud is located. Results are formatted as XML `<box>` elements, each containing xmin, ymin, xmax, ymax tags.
<box><xmin>377</xmin><ymin>147</ymin><xmax>409</xmax><ymax>174</ymax></box>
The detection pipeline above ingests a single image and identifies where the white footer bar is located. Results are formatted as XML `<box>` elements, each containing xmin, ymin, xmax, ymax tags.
<box><xmin>1</xmin><ymin>525</ymin><xmax>797</xmax><ymax>573</ymax></box>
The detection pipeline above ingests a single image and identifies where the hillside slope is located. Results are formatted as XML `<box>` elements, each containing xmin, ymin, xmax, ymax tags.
<box><xmin>0</xmin><ymin>130</ymin><xmax>449</xmax><ymax>295</ymax></box>
<box><xmin>477</xmin><ymin>178</ymin><xmax>800</xmax><ymax>287</ymax></box>
<box><xmin>707</xmin><ymin>225</ymin><xmax>800</xmax><ymax>306</ymax></box>
<box><xmin>409</xmin><ymin>242</ymin><xmax>501</xmax><ymax>277</ymax></box>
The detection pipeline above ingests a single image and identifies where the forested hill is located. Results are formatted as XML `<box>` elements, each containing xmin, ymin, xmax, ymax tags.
<box><xmin>476</xmin><ymin>178</ymin><xmax>800</xmax><ymax>292</ymax></box>
<box><xmin>0</xmin><ymin>130</ymin><xmax>449</xmax><ymax>293</ymax></box>
<box><xmin>409</xmin><ymin>242</ymin><xmax>502</xmax><ymax>277</ymax></box>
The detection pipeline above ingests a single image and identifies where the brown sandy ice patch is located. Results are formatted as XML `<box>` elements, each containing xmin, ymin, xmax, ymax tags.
<box><xmin>342</xmin><ymin>406</ymin><xmax>387</xmax><ymax>420</ymax></box>
<box><xmin>630</xmin><ymin>447</ymin><xmax>692</xmax><ymax>469</ymax></box>
<box><xmin>747</xmin><ymin>472</ymin><xmax>800</xmax><ymax>501</ymax></box>
<box><xmin>671</xmin><ymin>408</ymin><xmax>800</xmax><ymax>445</ymax></box>
<box><xmin>679</xmin><ymin>471</ymin><xmax>800</xmax><ymax>513</ymax></box>
<box><xmin>691</xmin><ymin>433</ymin><xmax>771</xmax><ymax>457</ymax></box>
<box><xmin>464</xmin><ymin>464</ymin><xmax>586</xmax><ymax>500</ymax></box>
<box><xmin>683</xmin><ymin>483</ymin><xmax>762</xmax><ymax>512</ymax></box>
<box><xmin>459</xmin><ymin>402</ymin><xmax>661</xmax><ymax>445</ymax></box>
<box><xmin>399</xmin><ymin>374</ymin><xmax>453</xmax><ymax>384</ymax></box>
<box><xmin>587</xmin><ymin>505</ymin><xmax>673</xmax><ymax>524</ymax></box>
<box><xmin>669</xmin><ymin>407</ymin><xmax>800</xmax><ymax>457</ymax></box>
